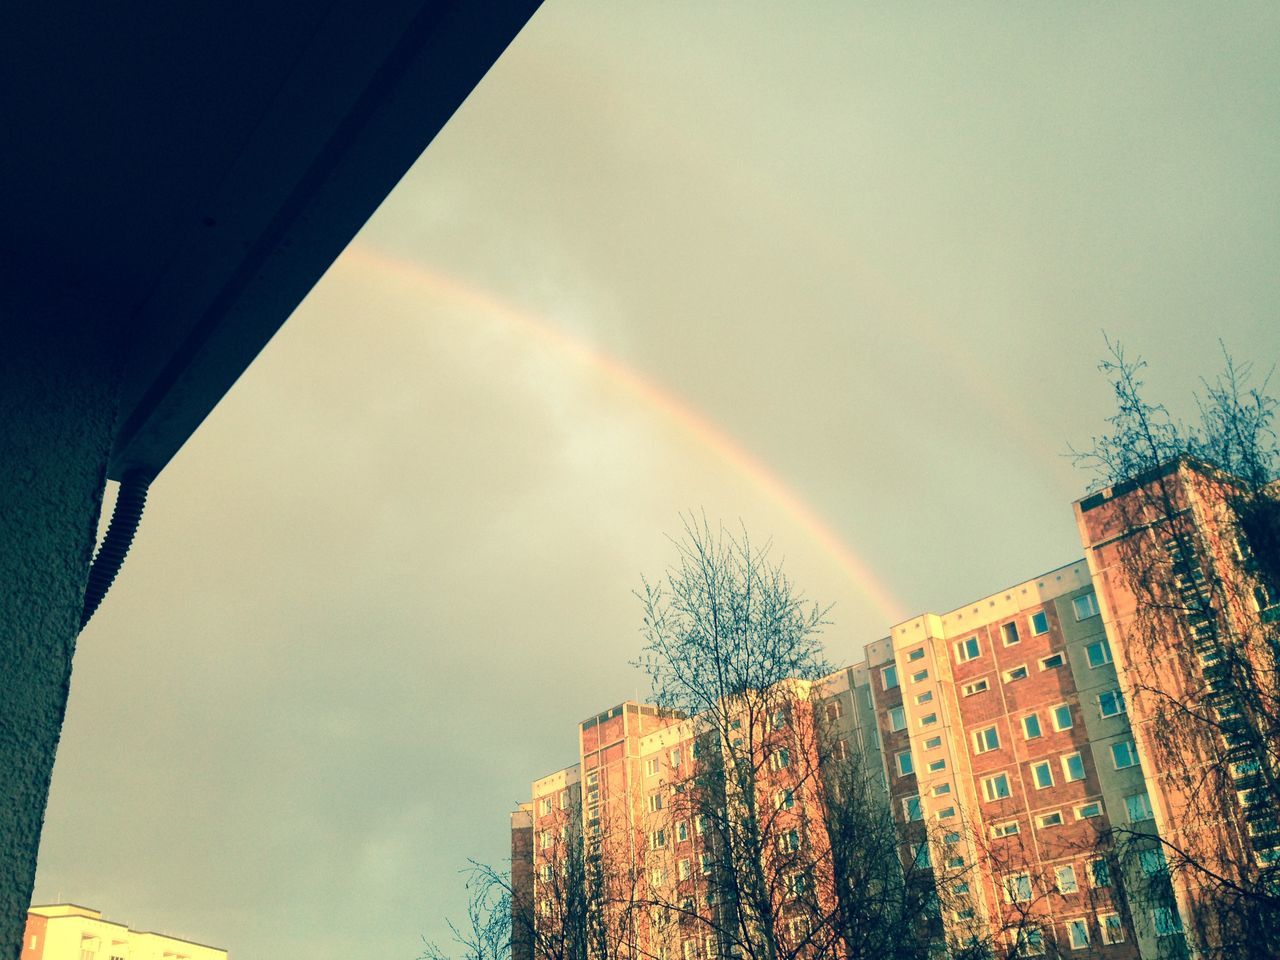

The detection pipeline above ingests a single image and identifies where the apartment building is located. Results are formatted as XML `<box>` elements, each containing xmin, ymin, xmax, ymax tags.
<box><xmin>1076</xmin><ymin>458</ymin><xmax>1280</xmax><ymax>953</ymax></box>
<box><xmin>513</xmin><ymin>461</ymin><xmax>1276</xmax><ymax>959</ymax></box>
<box><xmin>22</xmin><ymin>905</ymin><xmax>225</xmax><ymax>960</ymax></box>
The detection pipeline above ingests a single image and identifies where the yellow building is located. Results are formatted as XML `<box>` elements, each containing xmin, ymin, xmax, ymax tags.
<box><xmin>23</xmin><ymin>905</ymin><xmax>226</xmax><ymax>960</ymax></box>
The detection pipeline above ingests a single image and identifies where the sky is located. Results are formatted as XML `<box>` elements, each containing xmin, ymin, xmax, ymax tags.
<box><xmin>33</xmin><ymin>2</ymin><xmax>1280</xmax><ymax>957</ymax></box>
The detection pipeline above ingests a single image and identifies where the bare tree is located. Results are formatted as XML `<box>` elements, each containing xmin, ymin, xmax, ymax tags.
<box><xmin>421</xmin><ymin>864</ymin><xmax>513</xmax><ymax>960</ymax></box>
<box><xmin>1073</xmin><ymin>342</ymin><xmax>1280</xmax><ymax>959</ymax></box>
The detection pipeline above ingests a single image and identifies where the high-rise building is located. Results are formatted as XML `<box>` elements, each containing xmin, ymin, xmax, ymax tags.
<box><xmin>513</xmin><ymin>460</ymin><xmax>1277</xmax><ymax>959</ymax></box>
<box><xmin>22</xmin><ymin>905</ymin><xmax>226</xmax><ymax>960</ymax></box>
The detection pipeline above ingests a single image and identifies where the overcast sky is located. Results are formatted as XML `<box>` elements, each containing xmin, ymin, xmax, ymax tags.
<box><xmin>34</xmin><ymin>3</ymin><xmax>1279</xmax><ymax>957</ymax></box>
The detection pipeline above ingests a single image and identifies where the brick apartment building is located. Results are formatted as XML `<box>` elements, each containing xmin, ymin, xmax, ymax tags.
<box><xmin>513</xmin><ymin>460</ymin><xmax>1277</xmax><ymax>959</ymax></box>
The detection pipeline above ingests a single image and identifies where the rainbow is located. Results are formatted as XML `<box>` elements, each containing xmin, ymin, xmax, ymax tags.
<box><xmin>340</xmin><ymin>243</ymin><xmax>907</xmax><ymax>624</ymax></box>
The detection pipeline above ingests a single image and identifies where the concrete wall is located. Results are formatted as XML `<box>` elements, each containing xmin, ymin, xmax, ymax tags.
<box><xmin>1</xmin><ymin>266</ymin><xmax>122</xmax><ymax>960</ymax></box>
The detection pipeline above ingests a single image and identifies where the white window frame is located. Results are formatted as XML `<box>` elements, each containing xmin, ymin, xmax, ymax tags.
<box><xmin>1073</xmin><ymin>592</ymin><xmax>1100</xmax><ymax>621</ymax></box>
<box><xmin>972</xmin><ymin>725</ymin><xmax>1000</xmax><ymax>754</ymax></box>
<box><xmin>1062</xmin><ymin>752</ymin><xmax>1086</xmax><ymax>782</ymax></box>
<box><xmin>1075</xmin><ymin>801</ymin><xmax>1104</xmax><ymax>820</ymax></box>
<box><xmin>1003</xmin><ymin>664</ymin><xmax>1029</xmax><ymax>683</ymax></box>
<box><xmin>888</xmin><ymin>707</ymin><xmax>906</xmax><ymax>732</ymax></box>
<box><xmin>1098</xmin><ymin>689</ymin><xmax>1126</xmax><ymax>718</ymax></box>
<box><xmin>955</xmin><ymin>636</ymin><xmax>981</xmax><ymax>663</ymax></box>
<box><xmin>1064</xmin><ymin>918</ymin><xmax>1090</xmax><ymax>949</ymax></box>
<box><xmin>1050</xmin><ymin>703</ymin><xmax>1073</xmax><ymax>732</ymax></box>
<box><xmin>1099</xmin><ymin>913</ymin><xmax>1124</xmax><ymax>944</ymax></box>
<box><xmin>1022</xmin><ymin>713</ymin><xmax>1042</xmax><ymax>739</ymax></box>
<box><xmin>962</xmin><ymin>677</ymin><xmax>990</xmax><ymax>697</ymax></box>
<box><xmin>1055</xmin><ymin>864</ymin><xmax>1079</xmax><ymax>894</ymax></box>
<box><xmin>1085</xmin><ymin>638</ymin><xmax>1112</xmax><ymax>668</ymax></box>
<box><xmin>982</xmin><ymin>773</ymin><xmax>1012</xmax><ymax>802</ymax></box>
<box><xmin>1031</xmin><ymin>760</ymin><xmax>1054</xmax><ymax>789</ymax></box>
<box><xmin>1030</xmin><ymin>610</ymin><xmax>1049</xmax><ymax>635</ymax></box>
<box><xmin>1112</xmin><ymin>740</ymin><xmax>1139</xmax><ymax>770</ymax></box>
<box><xmin>1039</xmin><ymin>652</ymin><xmax>1065</xmax><ymax>671</ymax></box>
<box><xmin>896</xmin><ymin>750</ymin><xmax>914</xmax><ymax>777</ymax></box>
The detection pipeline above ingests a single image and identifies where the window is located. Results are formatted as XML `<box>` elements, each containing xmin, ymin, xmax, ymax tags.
<box><xmin>677</xmin><ymin>819</ymin><xmax>690</xmax><ymax>841</ymax></box>
<box><xmin>1088</xmin><ymin>858</ymin><xmax>1111</xmax><ymax>888</ymax></box>
<box><xmin>912</xmin><ymin>841</ymin><xmax>931</xmax><ymax>869</ymax></box>
<box><xmin>916</xmin><ymin>690</ymin><xmax>934</xmax><ymax>705</ymax></box>
<box><xmin>1065</xmin><ymin>918</ymin><xmax>1090</xmax><ymax>949</ymax></box>
<box><xmin>962</xmin><ymin>678</ymin><xmax>989</xmax><ymax>696</ymax></box>
<box><xmin>944</xmin><ymin>830</ymin><xmax>961</xmax><ymax>844</ymax></box>
<box><xmin>778</xmin><ymin>828</ymin><xmax>800</xmax><ymax>852</ymax></box>
<box><xmin>983</xmin><ymin>773</ymin><xmax>1012</xmax><ymax>801</ymax></box>
<box><xmin>920</xmin><ymin>712</ymin><xmax>938</xmax><ymax>726</ymax></box>
<box><xmin>1030</xmin><ymin>610</ymin><xmax>1049</xmax><ymax>635</ymax></box>
<box><xmin>1152</xmin><ymin>906</ymin><xmax>1183</xmax><ymax>937</ymax></box>
<box><xmin>903</xmin><ymin>795</ymin><xmax>924</xmax><ymax>821</ymax></box>
<box><xmin>907</xmin><ymin>647</ymin><xmax>926</xmax><ymax>662</ymax></box>
<box><xmin>932</xmin><ymin>782</ymin><xmax>952</xmax><ymax>797</ymax></box>
<box><xmin>896</xmin><ymin>750</ymin><xmax>914</xmax><ymax>776</ymax></box>
<box><xmin>1111</xmin><ymin>740</ymin><xmax>1139</xmax><ymax>770</ymax></box>
<box><xmin>882</xmin><ymin>665</ymin><xmax>899</xmax><ymax>689</ymax></box>
<box><xmin>1051</xmin><ymin>704</ymin><xmax>1073</xmax><ymax>731</ymax></box>
<box><xmin>699</xmin><ymin>852</ymin><xmax>712</xmax><ymax>874</ymax></box>
<box><xmin>1003</xmin><ymin>873</ymin><xmax>1033</xmax><ymax>903</ymax></box>
<box><xmin>1139</xmin><ymin>848</ymin><xmax>1167</xmax><ymax>876</ymax></box>
<box><xmin>912</xmin><ymin>668</ymin><xmax>929</xmax><ymax>683</ymax></box>
<box><xmin>539</xmin><ymin>830</ymin><xmax>552</xmax><ymax>850</ymax></box>
<box><xmin>1085</xmin><ymin>638</ymin><xmax>1112</xmax><ymax>667</ymax></box>
<box><xmin>1073</xmin><ymin>591</ymin><xmax>1100</xmax><ymax>620</ymax></box>
<box><xmin>824</xmin><ymin>699</ymin><xmax>844</xmax><ymax>721</ymax></box>
<box><xmin>539</xmin><ymin>797</ymin><xmax>553</xmax><ymax>815</ymax></box>
<box><xmin>1013</xmin><ymin>926</ymin><xmax>1045</xmax><ymax>957</ymax></box>
<box><xmin>1125</xmin><ymin>792</ymin><xmax>1154</xmax><ymax>822</ymax></box>
<box><xmin>648</xmin><ymin>793</ymin><xmax>665</xmax><ymax>812</ymax></box>
<box><xmin>1075</xmin><ymin>801</ymin><xmax>1103</xmax><ymax>820</ymax></box>
<box><xmin>650</xmin><ymin>829</ymin><xmax>667</xmax><ymax>849</ymax></box>
<box><xmin>991</xmin><ymin>820</ymin><xmax>1020</xmax><ymax>838</ymax></box>
<box><xmin>775</xmin><ymin>788</ymin><xmax>795</xmax><ymax>810</ymax></box>
<box><xmin>1022</xmin><ymin>714</ymin><xmax>1042</xmax><ymax>739</ymax></box>
<box><xmin>670</xmin><ymin>748</ymin><xmax>682</xmax><ymax>768</ymax></box>
<box><xmin>1037</xmin><ymin>811</ymin><xmax>1064</xmax><ymax>828</ymax></box>
<box><xmin>955</xmin><ymin>636</ymin><xmax>981</xmax><ymax>663</ymax></box>
<box><xmin>770</xmin><ymin>748</ymin><xmax>791</xmax><ymax>770</ymax></box>
<box><xmin>973</xmin><ymin>726</ymin><xmax>1000</xmax><ymax>754</ymax></box>
<box><xmin>937</xmin><ymin>805</ymin><xmax>957</xmax><ymax>818</ymax></box>
<box><xmin>928</xmin><ymin>758</ymin><xmax>947</xmax><ymax>772</ymax></box>
<box><xmin>1001</xmin><ymin>621</ymin><xmax>1020</xmax><ymax>646</ymax></box>
<box><xmin>695</xmin><ymin>815</ymin><xmax>706</xmax><ymax>836</ymax></box>
<box><xmin>1062</xmin><ymin>752</ymin><xmax>1086</xmax><ymax>782</ymax></box>
<box><xmin>888</xmin><ymin>707</ymin><xmax>906</xmax><ymax>732</ymax></box>
<box><xmin>645</xmin><ymin>758</ymin><xmax>660</xmax><ymax>776</ymax></box>
<box><xmin>830</xmin><ymin>738</ymin><xmax>849</xmax><ymax>761</ymax></box>
<box><xmin>1003</xmin><ymin>665</ymin><xmax>1029</xmax><ymax>683</ymax></box>
<box><xmin>1100</xmin><ymin>913</ymin><xmax>1124</xmax><ymax>944</ymax></box>
<box><xmin>1098</xmin><ymin>689</ymin><xmax>1126</xmax><ymax>718</ymax></box>
<box><xmin>924</xmin><ymin>735</ymin><xmax>943</xmax><ymax>749</ymax></box>
<box><xmin>1032</xmin><ymin>761</ymin><xmax>1054</xmax><ymax>789</ymax></box>
<box><xmin>678</xmin><ymin>858</ymin><xmax>691</xmax><ymax>880</ymax></box>
<box><xmin>1039</xmin><ymin>653</ymin><xmax>1065</xmax><ymax>671</ymax></box>
<box><xmin>1055</xmin><ymin>864</ymin><xmax>1079</xmax><ymax>894</ymax></box>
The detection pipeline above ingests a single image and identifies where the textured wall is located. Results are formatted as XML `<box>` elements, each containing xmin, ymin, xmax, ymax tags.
<box><xmin>0</xmin><ymin>266</ymin><xmax>121</xmax><ymax>960</ymax></box>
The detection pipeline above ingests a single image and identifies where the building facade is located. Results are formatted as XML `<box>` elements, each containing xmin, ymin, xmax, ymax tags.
<box><xmin>514</xmin><ymin>461</ymin><xmax>1277</xmax><ymax>959</ymax></box>
<box><xmin>22</xmin><ymin>905</ymin><xmax>225</xmax><ymax>960</ymax></box>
